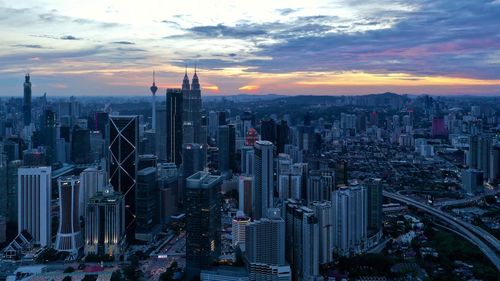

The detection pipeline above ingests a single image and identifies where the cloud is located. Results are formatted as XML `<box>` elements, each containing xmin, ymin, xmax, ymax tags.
<box><xmin>60</xmin><ymin>35</ymin><xmax>80</xmax><ymax>40</ymax></box>
<box><xmin>187</xmin><ymin>23</ymin><xmax>267</xmax><ymax>38</ymax></box>
<box><xmin>112</xmin><ymin>41</ymin><xmax>135</xmax><ymax>45</ymax></box>
<box><xmin>239</xmin><ymin>85</ymin><xmax>260</xmax><ymax>92</ymax></box>
<box><xmin>12</xmin><ymin>44</ymin><xmax>44</xmax><ymax>49</ymax></box>
<box><xmin>276</xmin><ymin>8</ymin><xmax>299</xmax><ymax>16</ymax></box>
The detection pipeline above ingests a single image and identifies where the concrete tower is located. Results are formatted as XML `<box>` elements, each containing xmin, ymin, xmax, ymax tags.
<box><xmin>150</xmin><ymin>71</ymin><xmax>158</xmax><ymax>131</ymax></box>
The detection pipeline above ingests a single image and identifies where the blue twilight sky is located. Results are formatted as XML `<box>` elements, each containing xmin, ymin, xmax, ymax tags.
<box><xmin>1</xmin><ymin>0</ymin><xmax>500</xmax><ymax>96</ymax></box>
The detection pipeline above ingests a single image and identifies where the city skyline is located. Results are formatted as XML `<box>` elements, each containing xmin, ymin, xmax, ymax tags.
<box><xmin>1</xmin><ymin>0</ymin><xmax>500</xmax><ymax>96</ymax></box>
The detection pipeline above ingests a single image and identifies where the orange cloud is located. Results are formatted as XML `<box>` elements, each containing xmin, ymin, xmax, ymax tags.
<box><xmin>203</xmin><ymin>85</ymin><xmax>220</xmax><ymax>92</ymax></box>
<box><xmin>239</xmin><ymin>85</ymin><xmax>260</xmax><ymax>92</ymax></box>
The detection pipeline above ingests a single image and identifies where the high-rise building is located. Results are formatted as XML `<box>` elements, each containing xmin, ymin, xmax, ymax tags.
<box><xmin>182</xmin><ymin>69</ymin><xmax>204</xmax><ymax>145</ymax></box>
<box><xmin>185</xmin><ymin>171</ymin><xmax>222</xmax><ymax>279</ymax></box>
<box><xmin>246</xmin><ymin>209</ymin><xmax>291</xmax><ymax>281</ymax></box>
<box><xmin>478</xmin><ymin>135</ymin><xmax>492</xmax><ymax>179</ymax></box>
<box><xmin>332</xmin><ymin>183</ymin><xmax>367</xmax><ymax>256</ymax></box>
<box><xmin>284</xmin><ymin>202</ymin><xmax>319</xmax><ymax>281</ymax></box>
<box><xmin>260</xmin><ymin>118</ymin><xmax>277</xmax><ymax>145</ymax></box>
<box><xmin>7</xmin><ymin>160</ymin><xmax>21</xmax><ymax>224</ymax></box>
<box><xmin>55</xmin><ymin>176</ymin><xmax>83</xmax><ymax>254</ymax></box>
<box><xmin>310</xmin><ymin>201</ymin><xmax>333</xmax><ymax>265</ymax></box>
<box><xmin>218</xmin><ymin>125</ymin><xmax>230</xmax><ymax>174</ymax></box>
<box><xmin>158</xmin><ymin>170</ymin><xmax>178</xmax><ymax>224</ymax></box>
<box><xmin>18</xmin><ymin>166</ymin><xmax>52</xmax><ymax>247</ymax></box>
<box><xmin>238</xmin><ymin>176</ymin><xmax>253</xmax><ymax>217</ymax></box>
<box><xmin>136</xmin><ymin>167</ymin><xmax>159</xmax><ymax>241</ymax></box>
<box><xmin>253</xmin><ymin>140</ymin><xmax>274</xmax><ymax>219</ymax></box>
<box><xmin>490</xmin><ymin>145</ymin><xmax>500</xmax><ymax>183</ymax></box>
<box><xmin>166</xmin><ymin>88</ymin><xmax>183</xmax><ymax>165</ymax></box>
<box><xmin>71</xmin><ymin>127</ymin><xmax>91</xmax><ymax>164</ymax></box>
<box><xmin>240</xmin><ymin>146</ymin><xmax>254</xmax><ymax>176</ymax></box>
<box><xmin>307</xmin><ymin>170</ymin><xmax>335</xmax><ymax>203</ymax></box>
<box><xmin>85</xmin><ymin>186</ymin><xmax>125</xmax><ymax>259</ymax></box>
<box><xmin>182</xmin><ymin>143</ymin><xmax>206</xmax><ymax>180</ymax></box>
<box><xmin>366</xmin><ymin>178</ymin><xmax>383</xmax><ymax>236</ymax></box>
<box><xmin>232</xmin><ymin>211</ymin><xmax>250</xmax><ymax>246</ymax></box>
<box><xmin>156</xmin><ymin>104</ymin><xmax>167</xmax><ymax>161</ymax></box>
<box><xmin>23</xmin><ymin>74</ymin><xmax>32</xmax><ymax>126</ymax></box>
<box><xmin>462</xmin><ymin>169</ymin><xmax>484</xmax><ymax>195</ymax></box>
<box><xmin>276</xmin><ymin>120</ymin><xmax>290</xmax><ymax>154</ymax></box>
<box><xmin>208</xmin><ymin>111</ymin><xmax>218</xmax><ymax>138</ymax></box>
<box><xmin>108</xmin><ymin>115</ymin><xmax>139</xmax><ymax>239</ymax></box>
<box><xmin>79</xmin><ymin>167</ymin><xmax>106</xmax><ymax>219</ymax></box>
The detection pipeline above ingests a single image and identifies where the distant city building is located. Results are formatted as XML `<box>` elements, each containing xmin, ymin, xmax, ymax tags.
<box><xmin>307</xmin><ymin>170</ymin><xmax>335</xmax><ymax>203</ymax></box>
<box><xmin>185</xmin><ymin>171</ymin><xmax>222</xmax><ymax>279</ymax></box>
<box><xmin>79</xmin><ymin>167</ymin><xmax>106</xmax><ymax>219</ymax></box>
<box><xmin>85</xmin><ymin>186</ymin><xmax>125</xmax><ymax>259</ymax></box>
<box><xmin>18</xmin><ymin>166</ymin><xmax>52</xmax><ymax>247</ymax></box>
<box><xmin>310</xmin><ymin>201</ymin><xmax>333</xmax><ymax>265</ymax></box>
<box><xmin>253</xmin><ymin>140</ymin><xmax>274</xmax><ymax>219</ymax></box>
<box><xmin>238</xmin><ymin>176</ymin><xmax>253</xmax><ymax>216</ymax></box>
<box><xmin>366</xmin><ymin>178</ymin><xmax>383</xmax><ymax>236</ymax></box>
<box><xmin>55</xmin><ymin>176</ymin><xmax>83</xmax><ymax>254</ymax></box>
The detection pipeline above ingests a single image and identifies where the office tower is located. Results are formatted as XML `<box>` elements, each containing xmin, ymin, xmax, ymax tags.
<box><xmin>208</xmin><ymin>111</ymin><xmax>218</xmax><ymax>138</ymax></box>
<box><xmin>332</xmin><ymin>183</ymin><xmax>368</xmax><ymax>256</ymax></box>
<box><xmin>260</xmin><ymin>118</ymin><xmax>277</xmax><ymax>145</ymax></box>
<box><xmin>18</xmin><ymin>166</ymin><xmax>52</xmax><ymax>247</ymax></box>
<box><xmin>71</xmin><ymin>127</ymin><xmax>91</xmax><ymax>164</ymax></box>
<box><xmin>276</xmin><ymin>120</ymin><xmax>290</xmax><ymax>154</ymax></box>
<box><xmin>94</xmin><ymin>112</ymin><xmax>109</xmax><ymax>139</ymax></box>
<box><xmin>462</xmin><ymin>169</ymin><xmax>484</xmax><ymax>195</ymax></box>
<box><xmin>431</xmin><ymin>117</ymin><xmax>447</xmax><ymax>138</ymax></box>
<box><xmin>218</xmin><ymin>125</ymin><xmax>230</xmax><ymax>173</ymax></box>
<box><xmin>7</xmin><ymin>160</ymin><xmax>21</xmax><ymax>224</ymax></box>
<box><xmin>218</xmin><ymin>111</ymin><xmax>227</xmax><ymax>126</ymax></box>
<box><xmin>183</xmin><ymin>121</ymin><xmax>195</xmax><ymax>144</ymax></box>
<box><xmin>0</xmin><ymin>155</ymin><xmax>7</xmax><ymax>219</ymax></box>
<box><xmin>478</xmin><ymin>135</ymin><xmax>492</xmax><ymax>179</ymax></box>
<box><xmin>307</xmin><ymin>170</ymin><xmax>335</xmax><ymax>203</ymax></box>
<box><xmin>182</xmin><ymin>68</ymin><xmax>203</xmax><ymax>145</ymax></box>
<box><xmin>85</xmin><ymin>186</ymin><xmax>125</xmax><ymax>258</ymax></box>
<box><xmin>228</xmin><ymin>124</ymin><xmax>237</xmax><ymax>171</ymax></box>
<box><xmin>284</xmin><ymin>202</ymin><xmax>319</xmax><ymax>281</ymax></box>
<box><xmin>79</xmin><ymin>167</ymin><xmax>107</xmax><ymax>219</ymax></box>
<box><xmin>246</xmin><ymin>209</ymin><xmax>291</xmax><ymax>281</ymax></box>
<box><xmin>240</xmin><ymin>146</ymin><xmax>254</xmax><ymax>176</ymax></box>
<box><xmin>40</xmin><ymin>108</ymin><xmax>57</xmax><ymax>163</ymax></box>
<box><xmin>0</xmin><ymin>215</ymin><xmax>5</xmax><ymax>243</ymax></box>
<box><xmin>253</xmin><ymin>140</ymin><xmax>274</xmax><ymax>219</ymax></box>
<box><xmin>238</xmin><ymin>176</ymin><xmax>253</xmax><ymax>216</ymax></box>
<box><xmin>182</xmin><ymin>143</ymin><xmax>206</xmax><ymax>181</ymax></box>
<box><xmin>490</xmin><ymin>145</ymin><xmax>500</xmax><ymax>183</ymax></box>
<box><xmin>334</xmin><ymin>160</ymin><xmax>348</xmax><ymax>187</ymax></box>
<box><xmin>185</xmin><ymin>172</ymin><xmax>222</xmax><ymax>279</ymax></box>
<box><xmin>232</xmin><ymin>211</ymin><xmax>250</xmax><ymax>246</ymax></box>
<box><xmin>310</xmin><ymin>201</ymin><xmax>333</xmax><ymax>265</ymax></box>
<box><xmin>366</xmin><ymin>178</ymin><xmax>383</xmax><ymax>236</ymax></box>
<box><xmin>158</xmin><ymin>170</ymin><xmax>178</xmax><ymax>224</ymax></box>
<box><xmin>166</xmin><ymin>88</ymin><xmax>183</xmax><ymax>165</ymax></box>
<box><xmin>136</xmin><ymin>167</ymin><xmax>159</xmax><ymax>241</ymax></box>
<box><xmin>138</xmin><ymin>154</ymin><xmax>158</xmax><ymax>170</ymax></box>
<box><xmin>23</xmin><ymin>148</ymin><xmax>47</xmax><ymax>166</ymax></box>
<box><xmin>23</xmin><ymin>74</ymin><xmax>32</xmax><ymax>126</ymax></box>
<box><xmin>55</xmin><ymin>176</ymin><xmax>83</xmax><ymax>253</ymax></box>
<box><xmin>150</xmin><ymin>71</ymin><xmax>158</xmax><ymax>131</ymax></box>
<box><xmin>156</xmin><ymin>104</ymin><xmax>167</xmax><ymax>161</ymax></box>
<box><xmin>108</xmin><ymin>115</ymin><xmax>139</xmax><ymax>238</ymax></box>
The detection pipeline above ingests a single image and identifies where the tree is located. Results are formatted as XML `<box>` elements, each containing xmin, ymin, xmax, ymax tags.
<box><xmin>64</xmin><ymin>267</ymin><xmax>75</xmax><ymax>273</ymax></box>
<box><xmin>62</xmin><ymin>276</ymin><xmax>72</xmax><ymax>281</ymax></box>
<box><xmin>110</xmin><ymin>270</ymin><xmax>122</xmax><ymax>281</ymax></box>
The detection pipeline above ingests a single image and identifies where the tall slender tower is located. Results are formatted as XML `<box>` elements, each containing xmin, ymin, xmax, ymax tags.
<box><xmin>150</xmin><ymin>71</ymin><xmax>158</xmax><ymax>131</ymax></box>
<box><xmin>190</xmin><ymin>66</ymin><xmax>203</xmax><ymax>144</ymax></box>
<box><xmin>23</xmin><ymin>74</ymin><xmax>32</xmax><ymax>126</ymax></box>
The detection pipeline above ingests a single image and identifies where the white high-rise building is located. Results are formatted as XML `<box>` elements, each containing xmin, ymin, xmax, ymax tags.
<box><xmin>55</xmin><ymin>176</ymin><xmax>83</xmax><ymax>253</ymax></box>
<box><xmin>310</xmin><ymin>201</ymin><xmax>333</xmax><ymax>264</ymax></box>
<box><xmin>79</xmin><ymin>167</ymin><xmax>106</xmax><ymax>219</ymax></box>
<box><xmin>18</xmin><ymin>166</ymin><xmax>52</xmax><ymax>247</ymax></box>
<box><xmin>332</xmin><ymin>182</ymin><xmax>368</xmax><ymax>256</ymax></box>
<box><xmin>253</xmin><ymin>141</ymin><xmax>274</xmax><ymax>219</ymax></box>
<box><xmin>232</xmin><ymin>211</ymin><xmax>250</xmax><ymax>246</ymax></box>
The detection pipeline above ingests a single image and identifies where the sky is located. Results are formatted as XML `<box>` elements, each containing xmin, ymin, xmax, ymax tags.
<box><xmin>1</xmin><ymin>0</ymin><xmax>500</xmax><ymax>96</ymax></box>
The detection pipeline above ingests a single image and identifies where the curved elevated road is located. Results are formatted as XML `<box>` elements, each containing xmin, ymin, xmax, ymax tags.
<box><xmin>383</xmin><ymin>191</ymin><xmax>500</xmax><ymax>271</ymax></box>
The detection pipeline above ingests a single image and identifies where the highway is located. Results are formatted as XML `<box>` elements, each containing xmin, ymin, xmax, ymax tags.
<box><xmin>434</xmin><ymin>189</ymin><xmax>500</xmax><ymax>208</ymax></box>
<box><xmin>383</xmin><ymin>191</ymin><xmax>500</xmax><ymax>271</ymax></box>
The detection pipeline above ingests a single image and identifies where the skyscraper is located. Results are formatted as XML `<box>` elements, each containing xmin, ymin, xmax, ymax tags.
<box><xmin>182</xmin><ymin>68</ymin><xmax>204</xmax><ymax>145</ymax></box>
<box><xmin>366</xmin><ymin>178</ymin><xmax>383</xmax><ymax>236</ymax></box>
<box><xmin>166</xmin><ymin>88</ymin><xmax>183</xmax><ymax>166</ymax></box>
<box><xmin>156</xmin><ymin>104</ymin><xmax>167</xmax><ymax>161</ymax></box>
<box><xmin>232</xmin><ymin>211</ymin><xmax>250</xmax><ymax>246</ymax></box>
<box><xmin>253</xmin><ymin>140</ymin><xmax>274</xmax><ymax>219</ymax></box>
<box><xmin>23</xmin><ymin>74</ymin><xmax>32</xmax><ymax>126</ymax></box>
<box><xmin>150</xmin><ymin>71</ymin><xmax>158</xmax><ymax>131</ymax></box>
<box><xmin>246</xmin><ymin>209</ymin><xmax>291</xmax><ymax>281</ymax></box>
<box><xmin>136</xmin><ymin>167</ymin><xmax>159</xmax><ymax>241</ymax></box>
<box><xmin>108</xmin><ymin>115</ymin><xmax>139</xmax><ymax>239</ymax></box>
<box><xmin>310</xmin><ymin>201</ymin><xmax>333</xmax><ymax>265</ymax></box>
<box><xmin>218</xmin><ymin>125</ymin><xmax>230</xmax><ymax>174</ymax></box>
<box><xmin>85</xmin><ymin>186</ymin><xmax>125</xmax><ymax>259</ymax></box>
<box><xmin>185</xmin><ymin>171</ymin><xmax>222</xmax><ymax>279</ymax></box>
<box><xmin>18</xmin><ymin>166</ymin><xmax>52</xmax><ymax>247</ymax></box>
<box><xmin>55</xmin><ymin>176</ymin><xmax>83</xmax><ymax>254</ymax></box>
<box><xmin>79</xmin><ymin>167</ymin><xmax>107</xmax><ymax>219</ymax></box>
<box><xmin>332</xmin><ymin>183</ymin><xmax>368</xmax><ymax>256</ymax></box>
